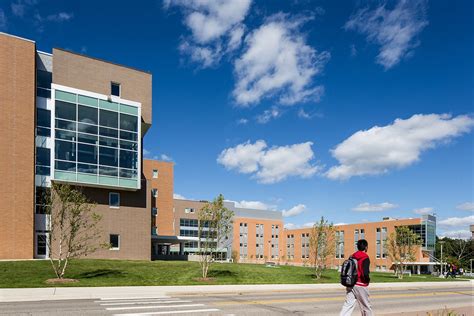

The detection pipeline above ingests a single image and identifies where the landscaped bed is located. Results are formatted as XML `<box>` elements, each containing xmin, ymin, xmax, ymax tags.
<box><xmin>0</xmin><ymin>259</ymin><xmax>458</xmax><ymax>288</ymax></box>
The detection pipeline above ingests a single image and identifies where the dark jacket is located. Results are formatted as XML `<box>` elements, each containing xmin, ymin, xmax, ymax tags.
<box><xmin>352</xmin><ymin>250</ymin><xmax>370</xmax><ymax>286</ymax></box>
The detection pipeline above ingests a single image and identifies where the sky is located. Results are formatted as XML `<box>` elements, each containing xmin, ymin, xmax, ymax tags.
<box><xmin>1</xmin><ymin>0</ymin><xmax>473</xmax><ymax>238</ymax></box>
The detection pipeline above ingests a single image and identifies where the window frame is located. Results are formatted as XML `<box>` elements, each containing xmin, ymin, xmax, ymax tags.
<box><xmin>111</xmin><ymin>82</ymin><xmax>121</xmax><ymax>97</ymax></box>
<box><xmin>153</xmin><ymin>169</ymin><xmax>158</xmax><ymax>178</ymax></box>
<box><xmin>109</xmin><ymin>192</ymin><xmax>120</xmax><ymax>208</ymax></box>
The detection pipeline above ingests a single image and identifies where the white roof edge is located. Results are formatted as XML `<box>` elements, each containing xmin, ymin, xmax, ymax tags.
<box><xmin>0</xmin><ymin>32</ymin><xmax>35</xmax><ymax>43</ymax></box>
<box><xmin>37</xmin><ymin>50</ymin><xmax>52</xmax><ymax>56</ymax></box>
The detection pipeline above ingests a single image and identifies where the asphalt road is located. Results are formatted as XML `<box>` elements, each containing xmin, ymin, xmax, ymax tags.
<box><xmin>0</xmin><ymin>286</ymin><xmax>472</xmax><ymax>315</ymax></box>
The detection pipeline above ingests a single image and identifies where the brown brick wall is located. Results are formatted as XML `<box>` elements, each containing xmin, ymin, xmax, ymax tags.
<box><xmin>52</xmin><ymin>48</ymin><xmax>152</xmax><ymax>127</ymax></box>
<box><xmin>77</xmin><ymin>181</ymin><xmax>151</xmax><ymax>260</ymax></box>
<box><xmin>0</xmin><ymin>34</ymin><xmax>36</xmax><ymax>259</ymax></box>
<box><xmin>283</xmin><ymin>218</ymin><xmax>428</xmax><ymax>270</ymax></box>
<box><xmin>173</xmin><ymin>199</ymin><xmax>206</xmax><ymax>234</ymax></box>
<box><xmin>143</xmin><ymin>160</ymin><xmax>174</xmax><ymax>236</ymax></box>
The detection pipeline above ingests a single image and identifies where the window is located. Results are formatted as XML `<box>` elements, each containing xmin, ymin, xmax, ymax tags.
<box><xmin>36</xmin><ymin>147</ymin><xmax>50</xmax><ymax>168</ymax></box>
<box><xmin>153</xmin><ymin>169</ymin><xmax>158</xmax><ymax>178</ymax></box>
<box><xmin>36</xmin><ymin>234</ymin><xmax>47</xmax><ymax>256</ymax></box>
<box><xmin>185</xmin><ymin>208</ymin><xmax>195</xmax><ymax>214</ymax></box>
<box><xmin>110</xmin><ymin>234</ymin><xmax>120</xmax><ymax>249</ymax></box>
<box><xmin>78</xmin><ymin>105</ymin><xmax>98</xmax><ymax>125</ymax></box>
<box><xmin>120</xmin><ymin>113</ymin><xmax>138</xmax><ymax>132</ymax></box>
<box><xmin>111</xmin><ymin>82</ymin><xmax>120</xmax><ymax>97</ymax></box>
<box><xmin>100</xmin><ymin>109</ymin><xmax>118</xmax><ymax>128</ymax></box>
<box><xmin>109</xmin><ymin>192</ymin><xmax>120</xmax><ymax>208</ymax></box>
<box><xmin>152</xmin><ymin>188</ymin><xmax>158</xmax><ymax>197</ymax></box>
<box><xmin>56</xmin><ymin>101</ymin><xmax>76</xmax><ymax>121</ymax></box>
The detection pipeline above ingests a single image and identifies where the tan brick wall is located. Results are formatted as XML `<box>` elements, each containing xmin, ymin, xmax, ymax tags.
<box><xmin>52</xmin><ymin>48</ymin><xmax>152</xmax><ymax>127</ymax></box>
<box><xmin>0</xmin><ymin>34</ymin><xmax>36</xmax><ymax>259</ymax></box>
<box><xmin>283</xmin><ymin>218</ymin><xmax>428</xmax><ymax>270</ymax></box>
<box><xmin>143</xmin><ymin>160</ymin><xmax>174</xmax><ymax>236</ymax></box>
<box><xmin>233</xmin><ymin>217</ymin><xmax>285</xmax><ymax>263</ymax></box>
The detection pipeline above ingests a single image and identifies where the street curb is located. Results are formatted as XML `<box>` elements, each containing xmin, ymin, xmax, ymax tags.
<box><xmin>0</xmin><ymin>281</ymin><xmax>472</xmax><ymax>302</ymax></box>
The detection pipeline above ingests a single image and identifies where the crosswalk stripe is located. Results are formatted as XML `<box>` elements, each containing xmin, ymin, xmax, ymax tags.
<box><xmin>101</xmin><ymin>300</ymin><xmax>191</xmax><ymax>306</ymax></box>
<box><xmin>113</xmin><ymin>308</ymin><xmax>221</xmax><ymax>316</ymax></box>
<box><xmin>106</xmin><ymin>303</ymin><xmax>205</xmax><ymax>311</ymax></box>
<box><xmin>99</xmin><ymin>296</ymin><xmax>170</xmax><ymax>301</ymax></box>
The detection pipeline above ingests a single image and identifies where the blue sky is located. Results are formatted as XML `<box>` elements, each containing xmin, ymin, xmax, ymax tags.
<box><xmin>2</xmin><ymin>0</ymin><xmax>473</xmax><ymax>238</ymax></box>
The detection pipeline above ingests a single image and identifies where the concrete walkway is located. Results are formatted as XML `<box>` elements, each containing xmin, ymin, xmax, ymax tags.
<box><xmin>0</xmin><ymin>281</ymin><xmax>472</xmax><ymax>302</ymax></box>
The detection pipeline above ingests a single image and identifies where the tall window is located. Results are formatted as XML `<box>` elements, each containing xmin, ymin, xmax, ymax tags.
<box><xmin>152</xmin><ymin>188</ymin><xmax>158</xmax><ymax>197</ymax></box>
<box><xmin>110</xmin><ymin>234</ymin><xmax>120</xmax><ymax>249</ymax></box>
<box><xmin>109</xmin><ymin>192</ymin><xmax>120</xmax><ymax>208</ymax></box>
<box><xmin>376</xmin><ymin>228</ymin><xmax>381</xmax><ymax>258</ymax></box>
<box><xmin>153</xmin><ymin>169</ymin><xmax>158</xmax><ymax>178</ymax></box>
<box><xmin>336</xmin><ymin>230</ymin><xmax>345</xmax><ymax>259</ymax></box>
<box><xmin>354</xmin><ymin>229</ymin><xmax>359</xmax><ymax>251</ymax></box>
<box><xmin>111</xmin><ymin>82</ymin><xmax>121</xmax><ymax>97</ymax></box>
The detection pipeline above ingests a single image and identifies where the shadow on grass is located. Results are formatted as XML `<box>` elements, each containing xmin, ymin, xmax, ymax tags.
<box><xmin>208</xmin><ymin>270</ymin><xmax>237</xmax><ymax>278</ymax></box>
<box><xmin>76</xmin><ymin>269</ymin><xmax>124</xmax><ymax>279</ymax></box>
<box><xmin>307</xmin><ymin>273</ymin><xmax>334</xmax><ymax>281</ymax></box>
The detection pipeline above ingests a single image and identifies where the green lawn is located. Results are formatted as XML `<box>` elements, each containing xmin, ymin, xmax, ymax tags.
<box><xmin>0</xmin><ymin>259</ymin><xmax>457</xmax><ymax>288</ymax></box>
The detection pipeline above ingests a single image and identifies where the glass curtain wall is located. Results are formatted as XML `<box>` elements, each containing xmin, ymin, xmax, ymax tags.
<box><xmin>53</xmin><ymin>89</ymin><xmax>140</xmax><ymax>189</ymax></box>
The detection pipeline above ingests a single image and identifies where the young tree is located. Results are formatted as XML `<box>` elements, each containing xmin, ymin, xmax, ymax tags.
<box><xmin>309</xmin><ymin>217</ymin><xmax>336</xmax><ymax>279</ymax></box>
<box><xmin>46</xmin><ymin>183</ymin><xmax>104</xmax><ymax>280</ymax></box>
<box><xmin>385</xmin><ymin>226</ymin><xmax>422</xmax><ymax>279</ymax></box>
<box><xmin>197</xmin><ymin>194</ymin><xmax>234</xmax><ymax>279</ymax></box>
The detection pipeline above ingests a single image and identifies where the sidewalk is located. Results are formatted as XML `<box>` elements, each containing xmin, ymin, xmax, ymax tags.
<box><xmin>0</xmin><ymin>281</ymin><xmax>471</xmax><ymax>302</ymax></box>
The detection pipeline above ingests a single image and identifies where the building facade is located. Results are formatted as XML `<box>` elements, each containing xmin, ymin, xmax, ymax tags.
<box><xmin>0</xmin><ymin>32</ymin><xmax>153</xmax><ymax>260</ymax></box>
<box><xmin>283</xmin><ymin>215</ymin><xmax>437</xmax><ymax>273</ymax></box>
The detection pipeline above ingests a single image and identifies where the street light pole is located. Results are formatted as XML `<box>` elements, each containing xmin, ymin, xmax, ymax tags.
<box><xmin>440</xmin><ymin>241</ymin><xmax>445</xmax><ymax>276</ymax></box>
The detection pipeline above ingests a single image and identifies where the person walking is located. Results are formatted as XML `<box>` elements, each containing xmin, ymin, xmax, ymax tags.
<box><xmin>340</xmin><ymin>239</ymin><xmax>373</xmax><ymax>316</ymax></box>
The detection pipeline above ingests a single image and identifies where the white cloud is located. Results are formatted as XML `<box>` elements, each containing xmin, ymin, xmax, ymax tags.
<box><xmin>352</xmin><ymin>202</ymin><xmax>398</xmax><ymax>212</ymax></box>
<box><xmin>334</xmin><ymin>222</ymin><xmax>348</xmax><ymax>226</ymax></box>
<box><xmin>236</xmin><ymin>118</ymin><xmax>249</xmax><ymax>125</ymax></box>
<box><xmin>45</xmin><ymin>12</ymin><xmax>73</xmax><ymax>22</ymax></box>
<box><xmin>166</xmin><ymin>0</ymin><xmax>252</xmax><ymax>68</ymax></box>
<box><xmin>456</xmin><ymin>202</ymin><xmax>474</xmax><ymax>212</ymax></box>
<box><xmin>160</xmin><ymin>154</ymin><xmax>174</xmax><ymax>162</ymax></box>
<box><xmin>326</xmin><ymin>114</ymin><xmax>474</xmax><ymax>180</ymax></box>
<box><xmin>303</xmin><ymin>222</ymin><xmax>315</xmax><ymax>228</ymax></box>
<box><xmin>11</xmin><ymin>0</ymin><xmax>36</xmax><ymax>17</ymax></box>
<box><xmin>413</xmin><ymin>207</ymin><xmax>433</xmax><ymax>215</ymax></box>
<box><xmin>284</xmin><ymin>223</ymin><xmax>296</xmax><ymax>229</ymax></box>
<box><xmin>173</xmin><ymin>193</ymin><xmax>187</xmax><ymax>200</ymax></box>
<box><xmin>234</xmin><ymin>200</ymin><xmax>274</xmax><ymax>210</ymax></box>
<box><xmin>233</xmin><ymin>13</ymin><xmax>330</xmax><ymax>106</ymax></box>
<box><xmin>345</xmin><ymin>0</ymin><xmax>428</xmax><ymax>70</ymax></box>
<box><xmin>0</xmin><ymin>9</ymin><xmax>7</xmax><ymax>29</ymax></box>
<box><xmin>438</xmin><ymin>215</ymin><xmax>474</xmax><ymax>227</ymax></box>
<box><xmin>298</xmin><ymin>109</ymin><xmax>312</xmax><ymax>119</ymax></box>
<box><xmin>282</xmin><ymin>204</ymin><xmax>306</xmax><ymax>217</ymax></box>
<box><xmin>439</xmin><ymin>230</ymin><xmax>472</xmax><ymax>240</ymax></box>
<box><xmin>217</xmin><ymin>140</ymin><xmax>320</xmax><ymax>183</ymax></box>
<box><xmin>143</xmin><ymin>148</ymin><xmax>151</xmax><ymax>157</ymax></box>
<box><xmin>256</xmin><ymin>107</ymin><xmax>281</xmax><ymax>124</ymax></box>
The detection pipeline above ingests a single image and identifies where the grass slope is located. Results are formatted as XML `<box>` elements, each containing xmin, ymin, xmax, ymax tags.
<box><xmin>0</xmin><ymin>259</ymin><xmax>453</xmax><ymax>288</ymax></box>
